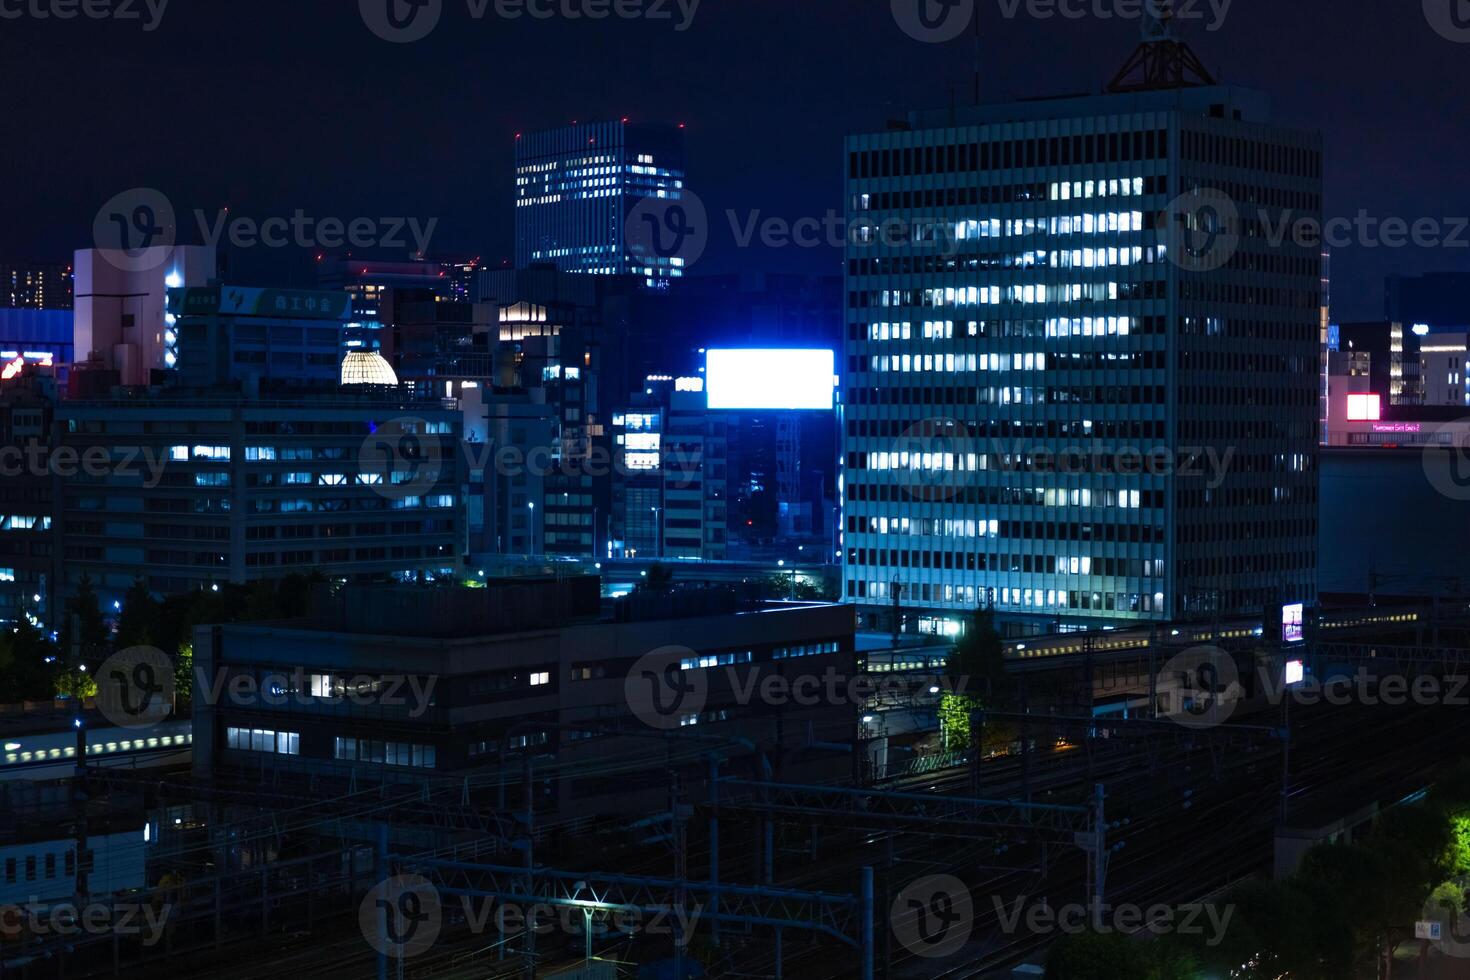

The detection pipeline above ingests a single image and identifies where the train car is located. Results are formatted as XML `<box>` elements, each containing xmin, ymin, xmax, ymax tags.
<box><xmin>0</xmin><ymin>719</ymin><xmax>193</xmax><ymax>781</ymax></box>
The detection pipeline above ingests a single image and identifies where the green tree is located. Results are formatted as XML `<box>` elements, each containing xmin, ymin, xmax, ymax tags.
<box><xmin>174</xmin><ymin>643</ymin><xmax>194</xmax><ymax>707</ymax></box>
<box><xmin>938</xmin><ymin>605</ymin><xmax>1014</xmax><ymax>752</ymax></box>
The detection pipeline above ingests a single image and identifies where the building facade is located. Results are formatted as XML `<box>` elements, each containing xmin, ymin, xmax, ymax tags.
<box><xmin>2</xmin><ymin>262</ymin><xmax>72</xmax><ymax>311</ymax></box>
<box><xmin>55</xmin><ymin>390</ymin><xmax>464</xmax><ymax>606</ymax></box>
<box><xmin>612</xmin><ymin>384</ymin><xmax>727</xmax><ymax>560</ymax></box>
<box><xmin>192</xmin><ymin>580</ymin><xmax>856</xmax><ymax>822</ymax></box>
<box><xmin>514</xmin><ymin>121</ymin><xmax>687</xmax><ymax>284</ymax></box>
<box><xmin>842</xmin><ymin>85</ymin><xmax>1322</xmax><ymax>635</ymax></box>
<box><xmin>73</xmin><ymin>246</ymin><xmax>217</xmax><ymax>385</ymax></box>
<box><xmin>169</xmin><ymin>285</ymin><xmax>352</xmax><ymax>388</ymax></box>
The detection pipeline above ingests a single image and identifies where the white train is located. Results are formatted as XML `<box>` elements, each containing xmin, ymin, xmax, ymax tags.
<box><xmin>0</xmin><ymin>720</ymin><xmax>193</xmax><ymax>781</ymax></box>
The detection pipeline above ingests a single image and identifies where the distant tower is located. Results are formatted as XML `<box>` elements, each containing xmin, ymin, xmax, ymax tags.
<box><xmin>1107</xmin><ymin>0</ymin><xmax>1217</xmax><ymax>93</ymax></box>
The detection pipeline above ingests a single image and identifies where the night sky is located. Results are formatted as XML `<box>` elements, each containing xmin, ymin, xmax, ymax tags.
<box><xmin>2</xmin><ymin>0</ymin><xmax>1466</xmax><ymax>319</ymax></box>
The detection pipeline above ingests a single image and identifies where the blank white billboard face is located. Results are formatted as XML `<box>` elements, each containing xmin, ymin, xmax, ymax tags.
<box><xmin>705</xmin><ymin>349</ymin><xmax>835</xmax><ymax>410</ymax></box>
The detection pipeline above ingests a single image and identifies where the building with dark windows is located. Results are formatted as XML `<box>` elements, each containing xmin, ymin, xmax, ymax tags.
<box><xmin>54</xmin><ymin>389</ymin><xmax>464</xmax><ymax>608</ymax></box>
<box><xmin>2</xmin><ymin>262</ymin><xmax>72</xmax><ymax>310</ymax></box>
<box><xmin>611</xmin><ymin>381</ymin><xmax>728</xmax><ymax>561</ymax></box>
<box><xmin>0</xmin><ymin>369</ymin><xmax>60</xmax><ymax>627</ymax></box>
<box><xmin>168</xmin><ymin>285</ymin><xmax>353</xmax><ymax>388</ymax></box>
<box><xmin>192</xmin><ymin>579</ymin><xmax>856</xmax><ymax>822</ymax></box>
<box><xmin>842</xmin><ymin>82</ymin><xmax>1322</xmax><ymax>637</ymax></box>
<box><xmin>316</xmin><ymin>255</ymin><xmax>481</xmax><ymax>355</ymax></box>
<box><xmin>514</xmin><ymin>121</ymin><xmax>687</xmax><ymax>285</ymax></box>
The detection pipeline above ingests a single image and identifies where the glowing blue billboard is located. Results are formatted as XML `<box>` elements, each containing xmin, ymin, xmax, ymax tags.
<box><xmin>705</xmin><ymin>348</ymin><xmax>836</xmax><ymax>410</ymax></box>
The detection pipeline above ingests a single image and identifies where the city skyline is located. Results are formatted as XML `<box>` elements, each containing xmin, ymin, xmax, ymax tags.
<box><xmin>0</xmin><ymin>1</ymin><xmax>1466</xmax><ymax>318</ymax></box>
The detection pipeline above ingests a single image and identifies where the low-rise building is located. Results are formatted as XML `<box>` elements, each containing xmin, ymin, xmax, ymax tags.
<box><xmin>192</xmin><ymin>580</ymin><xmax>856</xmax><ymax>821</ymax></box>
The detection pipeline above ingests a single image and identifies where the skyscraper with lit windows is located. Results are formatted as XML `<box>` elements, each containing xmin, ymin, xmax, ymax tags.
<box><xmin>842</xmin><ymin>81</ymin><xmax>1322</xmax><ymax>637</ymax></box>
<box><xmin>514</xmin><ymin>120</ymin><xmax>687</xmax><ymax>285</ymax></box>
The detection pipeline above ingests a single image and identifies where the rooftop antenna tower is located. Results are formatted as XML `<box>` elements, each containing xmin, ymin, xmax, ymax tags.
<box><xmin>1107</xmin><ymin>0</ymin><xmax>1217</xmax><ymax>93</ymax></box>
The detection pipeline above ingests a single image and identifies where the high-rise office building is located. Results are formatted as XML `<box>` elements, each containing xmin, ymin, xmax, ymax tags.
<box><xmin>3</xmin><ymin>262</ymin><xmax>73</xmax><ymax>310</ymax></box>
<box><xmin>514</xmin><ymin>121</ymin><xmax>687</xmax><ymax>284</ymax></box>
<box><xmin>843</xmin><ymin>61</ymin><xmax>1322</xmax><ymax>635</ymax></box>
